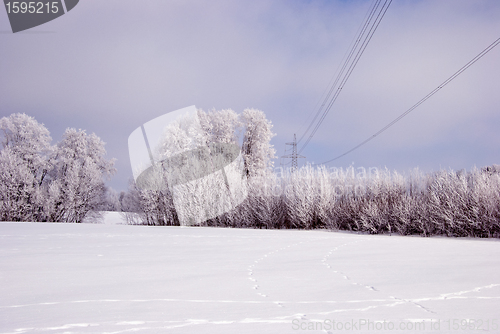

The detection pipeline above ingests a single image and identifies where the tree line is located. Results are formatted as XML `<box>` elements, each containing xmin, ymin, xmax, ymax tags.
<box><xmin>123</xmin><ymin>162</ymin><xmax>500</xmax><ymax>238</ymax></box>
<box><xmin>120</xmin><ymin>109</ymin><xmax>500</xmax><ymax>238</ymax></box>
<box><xmin>2</xmin><ymin>111</ymin><xmax>499</xmax><ymax>238</ymax></box>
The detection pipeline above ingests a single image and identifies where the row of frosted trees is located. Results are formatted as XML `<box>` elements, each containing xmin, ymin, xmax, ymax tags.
<box><xmin>242</xmin><ymin>165</ymin><xmax>500</xmax><ymax>237</ymax></box>
<box><xmin>0</xmin><ymin>113</ymin><xmax>115</xmax><ymax>223</ymax></box>
<box><xmin>123</xmin><ymin>163</ymin><xmax>500</xmax><ymax>237</ymax></box>
<box><xmin>121</xmin><ymin>109</ymin><xmax>500</xmax><ymax>238</ymax></box>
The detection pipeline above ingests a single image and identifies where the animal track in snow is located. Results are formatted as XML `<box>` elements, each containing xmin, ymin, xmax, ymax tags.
<box><xmin>245</xmin><ymin>240</ymin><xmax>315</xmax><ymax>304</ymax></box>
<box><xmin>320</xmin><ymin>239</ymin><xmax>387</xmax><ymax>299</ymax></box>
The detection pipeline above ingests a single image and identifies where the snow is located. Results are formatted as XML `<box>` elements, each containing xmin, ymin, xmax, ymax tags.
<box><xmin>0</xmin><ymin>217</ymin><xmax>499</xmax><ymax>333</ymax></box>
<box><xmin>100</xmin><ymin>212</ymin><xmax>126</xmax><ymax>225</ymax></box>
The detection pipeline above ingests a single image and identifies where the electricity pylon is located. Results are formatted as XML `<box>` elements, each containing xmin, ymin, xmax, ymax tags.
<box><xmin>281</xmin><ymin>134</ymin><xmax>306</xmax><ymax>172</ymax></box>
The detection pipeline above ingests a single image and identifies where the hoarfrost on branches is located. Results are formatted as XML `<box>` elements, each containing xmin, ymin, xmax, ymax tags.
<box><xmin>241</xmin><ymin>108</ymin><xmax>276</xmax><ymax>177</ymax></box>
<box><xmin>0</xmin><ymin>113</ymin><xmax>116</xmax><ymax>223</ymax></box>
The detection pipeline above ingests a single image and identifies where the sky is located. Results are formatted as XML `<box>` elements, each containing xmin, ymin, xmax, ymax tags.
<box><xmin>1</xmin><ymin>0</ymin><xmax>499</xmax><ymax>192</ymax></box>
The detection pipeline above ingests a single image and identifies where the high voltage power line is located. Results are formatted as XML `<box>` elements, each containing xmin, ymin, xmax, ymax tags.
<box><xmin>297</xmin><ymin>0</ymin><xmax>392</xmax><ymax>154</ymax></box>
<box><xmin>294</xmin><ymin>1</ymin><xmax>379</xmax><ymax>144</ymax></box>
<box><xmin>281</xmin><ymin>134</ymin><xmax>306</xmax><ymax>172</ymax></box>
<box><xmin>318</xmin><ymin>36</ymin><xmax>500</xmax><ymax>165</ymax></box>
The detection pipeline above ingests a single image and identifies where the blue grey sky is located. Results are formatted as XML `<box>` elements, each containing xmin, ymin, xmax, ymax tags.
<box><xmin>1</xmin><ymin>0</ymin><xmax>499</xmax><ymax>191</ymax></box>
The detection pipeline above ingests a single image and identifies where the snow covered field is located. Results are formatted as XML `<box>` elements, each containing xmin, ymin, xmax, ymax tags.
<box><xmin>1</xmin><ymin>213</ymin><xmax>499</xmax><ymax>334</ymax></box>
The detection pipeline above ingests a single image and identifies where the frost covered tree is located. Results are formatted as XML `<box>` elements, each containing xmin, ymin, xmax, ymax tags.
<box><xmin>126</xmin><ymin>107</ymin><xmax>280</xmax><ymax>226</ymax></box>
<box><xmin>157</xmin><ymin>110</ymin><xmax>236</xmax><ymax>226</ymax></box>
<box><xmin>46</xmin><ymin>128</ymin><xmax>116</xmax><ymax>223</ymax></box>
<box><xmin>198</xmin><ymin>108</ymin><xmax>242</xmax><ymax>145</ymax></box>
<box><xmin>0</xmin><ymin>113</ymin><xmax>117</xmax><ymax>223</ymax></box>
<box><xmin>0</xmin><ymin>148</ymin><xmax>39</xmax><ymax>221</ymax></box>
<box><xmin>0</xmin><ymin>114</ymin><xmax>53</xmax><ymax>221</ymax></box>
<box><xmin>245</xmin><ymin>173</ymin><xmax>286</xmax><ymax>228</ymax></box>
<box><xmin>284</xmin><ymin>166</ymin><xmax>316</xmax><ymax>229</ymax></box>
<box><xmin>121</xmin><ymin>177</ymin><xmax>179</xmax><ymax>226</ymax></box>
<box><xmin>240</xmin><ymin>108</ymin><xmax>276</xmax><ymax>177</ymax></box>
<box><xmin>0</xmin><ymin>113</ymin><xmax>53</xmax><ymax>175</ymax></box>
<box><xmin>99</xmin><ymin>187</ymin><xmax>122</xmax><ymax>212</ymax></box>
<box><xmin>194</xmin><ymin>108</ymin><xmax>276</xmax><ymax>177</ymax></box>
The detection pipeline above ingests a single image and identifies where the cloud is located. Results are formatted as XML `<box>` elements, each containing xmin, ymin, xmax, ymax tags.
<box><xmin>0</xmin><ymin>0</ymin><xmax>499</xmax><ymax>190</ymax></box>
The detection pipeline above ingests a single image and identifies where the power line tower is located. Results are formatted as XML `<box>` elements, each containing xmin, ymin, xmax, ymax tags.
<box><xmin>281</xmin><ymin>134</ymin><xmax>306</xmax><ymax>172</ymax></box>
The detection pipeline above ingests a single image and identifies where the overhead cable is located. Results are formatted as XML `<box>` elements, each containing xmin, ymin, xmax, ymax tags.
<box><xmin>319</xmin><ymin>36</ymin><xmax>500</xmax><ymax>164</ymax></box>
<box><xmin>298</xmin><ymin>0</ymin><xmax>392</xmax><ymax>153</ymax></box>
